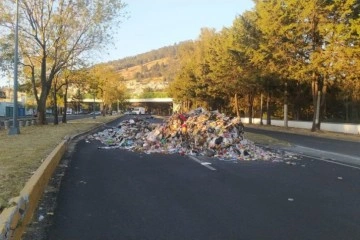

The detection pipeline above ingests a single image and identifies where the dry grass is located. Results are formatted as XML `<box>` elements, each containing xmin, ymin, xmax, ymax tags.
<box><xmin>0</xmin><ymin>115</ymin><xmax>119</xmax><ymax>211</ymax></box>
<box><xmin>244</xmin><ymin>132</ymin><xmax>291</xmax><ymax>147</ymax></box>
<box><xmin>117</xmin><ymin>58</ymin><xmax>169</xmax><ymax>79</ymax></box>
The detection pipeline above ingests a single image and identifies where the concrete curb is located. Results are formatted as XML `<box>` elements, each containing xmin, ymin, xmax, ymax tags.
<box><xmin>0</xmin><ymin>116</ymin><xmax>122</xmax><ymax>240</ymax></box>
<box><xmin>0</xmin><ymin>140</ymin><xmax>68</xmax><ymax>240</ymax></box>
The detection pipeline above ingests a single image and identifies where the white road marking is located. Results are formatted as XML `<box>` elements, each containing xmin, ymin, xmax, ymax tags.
<box><xmin>283</xmin><ymin>145</ymin><xmax>360</xmax><ymax>170</ymax></box>
<box><xmin>188</xmin><ymin>156</ymin><xmax>216</xmax><ymax>171</ymax></box>
<box><xmin>300</xmin><ymin>154</ymin><xmax>360</xmax><ymax>170</ymax></box>
<box><xmin>201</xmin><ymin>162</ymin><xmax>212</xmax><ymax>165</ymax></box>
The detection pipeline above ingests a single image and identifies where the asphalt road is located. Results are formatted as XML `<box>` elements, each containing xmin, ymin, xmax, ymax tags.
<box><xmin>244</xmin><ymin>126</ymin><xmax>360</xmax><ymax>167</ymax></box>
<box><xmin>24</xmin><ymin>117</ymin><xmax>360</xmax><ymax>240</ymax></box>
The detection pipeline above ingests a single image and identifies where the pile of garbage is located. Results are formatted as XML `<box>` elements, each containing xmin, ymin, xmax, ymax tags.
<box><xmin>87</xmin><ymin>108</ymin><xmax>282</xmax><ymax>161</ymax></box>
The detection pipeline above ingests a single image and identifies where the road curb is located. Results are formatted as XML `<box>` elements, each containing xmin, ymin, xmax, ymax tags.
<box><xmin>0</xmin><ymin>140</ymin><xmax>68</xmax><ymax>240</ymax></box>
<box><xmin>0</xmin><ymin>116</ymin><xmax>122</xmax><ymax>240</ymax></box>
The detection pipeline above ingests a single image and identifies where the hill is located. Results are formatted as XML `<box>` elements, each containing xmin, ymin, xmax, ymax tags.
<box><xmin>103</xmin><ymin>43</ymin><xmax>187</xmax><ymax>98</ymax></box>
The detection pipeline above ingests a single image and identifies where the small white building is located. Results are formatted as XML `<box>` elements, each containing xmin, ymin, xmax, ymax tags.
<box><xmin>0</xmin><ymin>102</ymin><xmax>26</xmax><ymax>117</ymax></box>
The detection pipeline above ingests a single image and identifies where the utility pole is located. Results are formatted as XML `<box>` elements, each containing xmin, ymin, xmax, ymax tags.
<box><xmin>9</xmin><ymin>0</ymin><xmax>20</xmax><ymax>135</ymax></box>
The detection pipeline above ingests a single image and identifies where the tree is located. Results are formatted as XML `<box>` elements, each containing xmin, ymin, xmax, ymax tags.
<box><xmin>251</xmin><ymin>0</ymin><xmax>360</xmax><ymax>131</ymax></box>
<box><xmin>0</xmin><ymin>0</ymin><xmax>127</xmax><ymax>124</ymax></box>
<box><xmin>89</xmin><ymin>64</ymin><xmax>128</xmax><ymax>115</ymax></box>
<box><xmin>59</xmin><ymin>67</ymin><xmax>89</xmax><ymax>123</ymax></box>
<box><xmin>203</xmin><ymin>28</ymin><xmax>238</xmax><ymax>113</ymax></box>
<box><xmin>250</xmin><ymin>1</ymin><xmax>306</xmax><ymax>127</ymax></box>
<box><xmin>52</xmin><ymin>72</ymin><xmax>65</xmax><ymax>125</ymax></box>
<box><xmin>229</xmin><ymin>11</ymin><xmax>267</xmax><ymax>122</ymax></box>
<box><xmin>0</xmin><ymin>35</ymin><xmax>14</xmax><ymax>72</ymax></box>
<box><xmin>169</xmin><ymin>41</ymin><xmax>198</xmax><ymax>112</ymax></box>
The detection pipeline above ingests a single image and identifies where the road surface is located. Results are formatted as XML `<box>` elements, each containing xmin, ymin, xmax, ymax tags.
<box><xmin>245</xmin><ymin>126</ymin><xmax>360</xmax><ymax>167</ymax></box>
<box><xmin>23</xmin><ymin>117</ymin><xmax>360</xmax><ymax>240</ymax></box>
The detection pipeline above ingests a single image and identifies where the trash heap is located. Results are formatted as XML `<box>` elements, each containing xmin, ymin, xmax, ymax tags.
<box><xmin>88</xmin><ymin>108</ymin><xmax>282</xmax><ymax>161</ymax></box>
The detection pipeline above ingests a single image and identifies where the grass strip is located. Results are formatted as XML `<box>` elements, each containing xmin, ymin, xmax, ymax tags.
<box><xmin>0</xmin><ymin>115</ymin><xmax>118</xmax><ymax>212</ymax></box>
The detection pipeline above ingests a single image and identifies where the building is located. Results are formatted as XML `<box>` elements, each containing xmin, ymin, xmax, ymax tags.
<box><xmin>0</xmin><ymin>87</ymin><xmax>27</xmax><ymax>117</ymax></box>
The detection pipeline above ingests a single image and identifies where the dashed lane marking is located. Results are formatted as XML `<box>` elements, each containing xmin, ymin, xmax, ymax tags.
<box><xmin>188</xmin><ymin>156</ymin><xmax>217</xmax><ymax>171</ymax></box>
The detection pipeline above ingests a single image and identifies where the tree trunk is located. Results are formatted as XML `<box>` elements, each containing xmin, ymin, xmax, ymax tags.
<box><xmin>186</xmin><ymin>100</ymin><xmax>191</xmax><ymax>112</ymax></box>
<box><xmin>266</xmin><ymin>91</ymin><xmax>271</xmax><ymax>125</ymax></box>
<box><xmin>248</xmin><ymin>93</ymin><xmax>254</xmax><ymax>124</ymax></box>
<box><xmin>62</xmin><ymin>83</ymin><xmax>69</xmax><ymax>123</ymax></box>
<box><xmin>260</xmin><ymin>93</ymin><xmax>263</xmax><ymax>125</ymax></box>
<box><xmin>311</xmin><ymin>76</ymin><xmax>320</xmax><ymax>132</ymax></box>
<box><xmin>345</xmin><ymin>99</ymin><xmax>349</xmax><ymax>122</ymax></box>
<box><xmin>53</xmin><ymin>88</ymin><xmax>59</xmax><ymax>125</ymax></box>
<box><xmin>235</xmin><ymin>93</ymin><xmax>240</xmax><ymax>118</ymax></box>
<box><xmin>102</xmin><ymin>103</ymin><xmax>106</xmax><ymax>116</ymax></box>
<box><xmin>37</xmin><ymin>51</ymin><xmax>50</xmax><ymax>125</ymax></box>
<box><xmin>37</xmin><ymin>88</ymin><xmax>49</xmax><ymax>125</ymax></box>
<box><xmin>315</xmin><ymin>90</ymin><xmax>321</xmax><ymax>129</ymax></box>
<box><xmin>318</xmin><ymin>82</ymin><xmax>327</xmax><ymax>129</ymax></box>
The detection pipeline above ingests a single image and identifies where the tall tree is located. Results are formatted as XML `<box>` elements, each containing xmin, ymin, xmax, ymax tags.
<box><xmin>191</xmin><ymin>28</ymin><xmax>218</xmax><ymax>110</ymax></box>
<box><xmin>252</xmin><ymin>0</ymin><xmax>306</xmax><ymax>127</ymax></box>
<box><xmin>205</xmin><ymin>27</ymin><xmax>241</xmax><ymax>114</ymax></box>
<box><xmin>169</xmin><ymin>41</ymin><xmax>198</xmax><ymax>111</ymax></box>
<box><xmin>252</xmin><ymin>0</ymin><xmax>360</xmax><ymax>131</ymax></box>
<box><xmin>230</xmin><ymin>11</ymin><xmax>273</xmax><ymax>123</ymax></box>
<box><xmin>0</xmin><ymin>0</ymin><xmax>127</xmax><ymax>124</ymax></box>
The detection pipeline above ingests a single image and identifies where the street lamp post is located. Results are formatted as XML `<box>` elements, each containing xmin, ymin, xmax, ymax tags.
<box><xmin>9</xmin><ymin>0</ymin><xmax>20</xmax><ymax>135</ymax></box>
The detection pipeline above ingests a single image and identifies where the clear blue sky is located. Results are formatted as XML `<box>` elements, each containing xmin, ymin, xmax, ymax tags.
<box><xmin>97</xmin><ymin>0</ymin><xmax>255</xmax><ymax>62</ymax></box>
<box><xmin>1</xmin><ymin>0</ymin><xmax>254</xmax><ymax>86</ymax></box>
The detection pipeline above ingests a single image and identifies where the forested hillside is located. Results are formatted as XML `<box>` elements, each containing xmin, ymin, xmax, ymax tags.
<box><xmin>47</xmin><ymin>0</ymin><xmax>359</xmax><ymax>128</ymax></box>
<box><xmin>1</xmin><ymin>0</ymin><xmax>358</xmax><ymax>129</ymax></box>
<box><xmin>103</xmin><ymin>44</ymin><xmax>184</xmax><ymax>98</ymax></box>
<box><xmin>165</xmin><ymin>1</ymin><xmax>360</xmax><ymax>129</ymax></box>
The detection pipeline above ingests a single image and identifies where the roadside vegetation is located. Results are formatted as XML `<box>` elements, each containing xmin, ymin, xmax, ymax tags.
<box><xmin>168</xmin><ymin>0</ymin><xmax>360</xmax><ymax>131</ymax></box>
<box><xmin>0</xmin><ymin>0</ymin><xmax>128</xmax><ymax>124</ymax></box>
<box><xmin>0</xmin><ymin>115</ymin><xmax>118</xmax><ymax>212</ymax></box>
<box><xmin>1</xmin><ymin>1</ymin><xmax>359</xmax><ymax>132</ymax></box>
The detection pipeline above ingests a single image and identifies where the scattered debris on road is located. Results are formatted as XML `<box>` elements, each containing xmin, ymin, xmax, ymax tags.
<box><xmin>87</xmin><ymin>108</ymin><xmax>298</xmax><ymax>162</ymax></box>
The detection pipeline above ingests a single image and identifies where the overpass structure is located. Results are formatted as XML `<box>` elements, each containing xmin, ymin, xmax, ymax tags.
<box><xmin>126</xmin><ymin>98</ymin><xmax>180</xmax><ymax>114</ymax></box>
<box><xmin>80</xmin><ymin>98</ymin><xmax>174</xmax><ymax>103</ymax></box>
<box><xmin>77</xmin><ymin>98</ymin><xmax>179</xmax><ymax>114</ymax></box>
<box><xmin>127</xmin><ymin>98</ymin><xmax>173</xmax><ymax>103</ymax></box>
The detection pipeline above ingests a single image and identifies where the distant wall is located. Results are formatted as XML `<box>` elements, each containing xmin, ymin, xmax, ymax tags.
<box><xmin>241</xmin><ymin>118</ymin><xmax>360</xmax><ymax>135</ymax></box>
<box><xmin>0</xmin><ymin>102</ymin><xmax>13</xmax><ymax>117</ymax></box>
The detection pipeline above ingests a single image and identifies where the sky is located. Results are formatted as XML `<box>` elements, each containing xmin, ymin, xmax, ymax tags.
<box><xmin>1</xmin><ymin>0</ymin><xmax>254</xmax><ymax>86</ymax></box>
<box><xmin>97</xmin><ymin>0</ymin><xmax>255</xmax><ymax>62</ymax></box>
